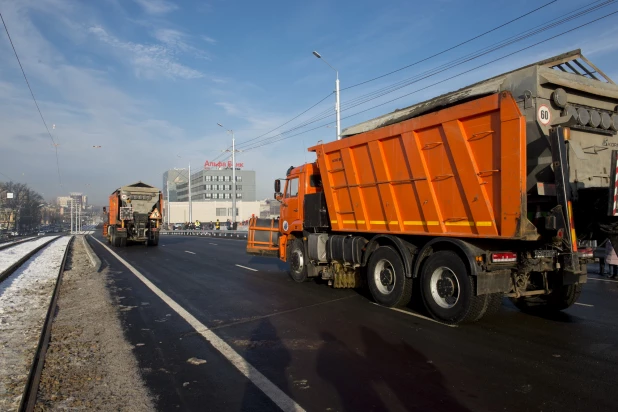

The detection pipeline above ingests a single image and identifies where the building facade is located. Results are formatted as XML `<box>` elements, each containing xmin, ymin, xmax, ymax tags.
<box><xmin>176</xmin><ymin>169</ymin><xmax>256</xmax><ymax>202</ymax></box>
<box><xmin>162</xmin><ymin>169</ymin><xmax>189</xmax><ymax>202</ymax></box>
<box><xmin>168</xmin><ymin>200</ymin><xmax>261</xmax><ymax>223</ymax></box>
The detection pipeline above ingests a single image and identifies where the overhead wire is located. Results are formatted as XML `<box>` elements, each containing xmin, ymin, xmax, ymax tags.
<box><xmin>237</xmin><ymin>0</ymin><xmax>617</xmax><ymax>150</ymax></box>
<box><xmin>234</xmin><ymin>0</ymin><xmax>560</xmax><ymax>150</ymax></box>
<box><xmin>0</xmin><ymin>11</ymin><xmax>63</xmax><ymax>187</ymax></box>
<box><xmin>240</xmin><ymin>9</ymin><xmax>618</xmax><ymax>152</ymax></box>
<box><xmin>341</xmin><ymin>0</ymin><xmax>559</xmax><ymax>91</ymax></box>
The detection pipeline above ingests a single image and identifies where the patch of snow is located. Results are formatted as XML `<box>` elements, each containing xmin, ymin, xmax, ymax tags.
<box><xmin>0</xmin><ymin>236</ymin><xmax>60</xmax><ymax>274</ymax></box>
<box><xmin>0</xmin><ymin>236</ymin><xmax>71</xmax><ymax>411</ymax></box>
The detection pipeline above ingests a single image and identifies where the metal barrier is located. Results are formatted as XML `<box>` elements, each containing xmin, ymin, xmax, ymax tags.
<box><xmin>160</xmin><ymin>230</ymin><xmax>248</xmax><ymax>240</ymax></box>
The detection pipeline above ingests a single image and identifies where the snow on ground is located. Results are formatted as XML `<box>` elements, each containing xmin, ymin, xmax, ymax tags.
<box><xmin>0</xmin><ymin>236</ymin><xmax>60</xmax><ymax>274</ymax></box>
<box><xmin>0</xmin><ymin>236</ymin><xmax>71</xmax><ymax>411</ymax></box>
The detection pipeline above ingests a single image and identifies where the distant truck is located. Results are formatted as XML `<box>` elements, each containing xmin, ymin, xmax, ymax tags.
<box><xmin>104</xmin><ymin>181</ymin><xmax>163</xmax><ymax>246</ymax></box>
<box><xmin>248</xmin><ymin>49</ymin><xmax>618</xmax><ymax>324</ymax></box>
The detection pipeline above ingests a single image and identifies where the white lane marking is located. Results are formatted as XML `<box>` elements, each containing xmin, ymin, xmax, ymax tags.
<box><xmin>91</xmin><ymin>237</ymin><xmax>305</xmax><ymax>412</ymax></box>
<box><xmin>184</xmin><ymin>251</ymin><xmax>196</xmax><ymax>255</ymax></box>
<box><xmin>575</xmin><ymin>302</ymin><xmax>594</xmax><ymax>307</ymax></box>
<box><xmin>235</xmin><ymin>264</ymin><xmax>258</xmax><ymax>272</ymax></box>
<box><xmin>209</xmin><ymin>243</ymin><xmax>218</xmax><ymax>246</ymax></box>
<box><xmin>371</xmin><ymin>303</ymin><xmax>458</xmax><ymax>328</ymax></box>
<box><xmin>588</xmin><ymin>276</ymin><xmax>618</xmax><ymax>284</ymax></box>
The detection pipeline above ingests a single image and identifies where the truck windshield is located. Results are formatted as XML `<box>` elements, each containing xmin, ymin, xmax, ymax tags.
<box><xmin>285</xmin><ymin>178</ymin><xmax>299</xmax><ymax>198</ymax></box>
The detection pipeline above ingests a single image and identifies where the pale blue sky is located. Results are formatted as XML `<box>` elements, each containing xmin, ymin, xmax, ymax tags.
<box><xmin>1</xmin><ymin>0</ymin><xmax>617</xmax><ymax>204</ymax></box>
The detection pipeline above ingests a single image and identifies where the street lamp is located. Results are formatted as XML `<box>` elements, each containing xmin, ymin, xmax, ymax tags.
<box><xmin>217</xmin><ymin>123</ymin><xmax>239</xmax><ymax>225</ymax></box>
<box><xmin>176</xmin><ymin>155</ymin><xmax>192</xmax><ymax>224</ymax></box>
<box><xmin>313</xmin><ymin>50</ymin><xmax>341</xmax><ymax>140</ymax></box>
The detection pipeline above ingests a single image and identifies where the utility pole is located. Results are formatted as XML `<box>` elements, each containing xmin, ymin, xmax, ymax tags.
<box><xmin>217</xmin><ymin>123</ymin><xmax>239</xmax><ymax>226</ymax></box>
<box><xmin>166</xmin><ymin>184</ymin><xmax>170</xmax><ymax>227</ymax></box>
<box><xmin>70</xmin><ymin>199</ymin><xmax>73</xmax><ymax>234</ymax></box>
<box><xmin>312</xmin><ymin>51</ymin><xmax>341</xmax><ymax>140</ymax></box>
<box><xmin>188</xmin><ymin>161</ymin><xmax>192</xmax><ymax>224</ymax></box>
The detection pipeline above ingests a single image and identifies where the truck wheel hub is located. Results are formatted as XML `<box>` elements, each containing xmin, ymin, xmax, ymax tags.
<box><xmin>430</xmin><ymin>267</ymin><xmax>460</xmax><ymax>309</ymax></box>
<box><xmin>436</xmin><ymin>278</ymin><xmax>455</xmax><ymax>297</ymax></box>
<box><xmin>291</xmin><ymin>250</ymin><xmax>304</xmax><ymax>271</ymax></box>
<box><xmin>380</xmin><ymin>269</ymin><xmax>394</xmax><ymax>286</ymax></box>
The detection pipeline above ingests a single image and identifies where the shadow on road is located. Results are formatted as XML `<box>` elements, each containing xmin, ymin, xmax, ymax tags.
<box><xmin>316</xmin><ymin>327</ymin><xmax>470</xmax><ymax>412</ymax></box>
<box><xmin>241</xmin><ymin>318</ymin><xmax>292</xmax><ymax>411</ymax></box>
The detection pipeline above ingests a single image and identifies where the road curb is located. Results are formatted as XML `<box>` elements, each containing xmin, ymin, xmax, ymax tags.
<box><xmin>82</xmin><ymin>235</ymin><xmax>102</xmax><ymax>271</ymax></box>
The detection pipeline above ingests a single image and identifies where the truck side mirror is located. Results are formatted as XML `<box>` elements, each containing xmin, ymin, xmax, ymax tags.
<box><xmin>103</xmin><ymin>207</ymin><xmax>107</xmax><ymax>213</ymax></box>
<box><xmin>274</xmin><ymin>192</ymin><xmax>283</xmax><ymax>201</ymax></box>
<box><xmin>274</xmin><ymin>179</ymin><xmax>281</xmax><ymax>192</ymax></box>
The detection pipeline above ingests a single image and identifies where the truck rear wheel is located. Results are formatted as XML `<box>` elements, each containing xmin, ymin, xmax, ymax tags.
<box><xmin>288</xmin><ymin>239</ymin><xmax>308</xmax><ymax>282</ymax></box>
<box><xmin>420</xmin><ymin>250</ymin><xmax>485</xmax><ymax>323</ymax></box>
<box><xmin>367</xmin><ymin>246</ymin><xmax>412</xmax><ymax>307</ymax></box>
<box><xmin>147</xmin><ymin>233</ymin><xmax>159</xmax><ymax>246</ymax></box>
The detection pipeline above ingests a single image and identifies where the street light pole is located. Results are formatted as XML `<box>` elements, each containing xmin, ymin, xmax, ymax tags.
<box><xmin>313</xmin><ymin>51</ymin><xmax>341</xmax><ymax>140</ymax></box>
<box><xmin>188</xmin><ymin>161</ymin><xmax>192</xmax><ymax>223</ymax></box>
<box><xmin>166</xmin><ymin>184</ymin><xmax>170</xmax><ymax>226</ymax></box>
<box><xmin>217</xmin><ymin>123</ymin><xmax>237</xmax><ymax>225</ymax></box>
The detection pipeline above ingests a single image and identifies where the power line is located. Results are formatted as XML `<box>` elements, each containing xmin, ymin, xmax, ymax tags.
<box><xmin>342</xmin><ymin>0</ymin><xmax>558</xmax><ymax>91</ymax></box>
<box><xmin>238</xmin><ymin>0</ymin><xmax>616</xmax><ymax>150</ymax></box>
<box><xmin>240</xmin><ymin>9</ymin><xmax>618</xmax><ymax>152</ymax></box>
<box><xmin>0</xmin><ymin>170</ymin><xmax>14</xmax><ymax>181</ymax></box>
<box><xmin>0</xmin><ymin>11</ymin><xmax>63</xmax><ymax>187</ymax></box>
<box><xmin>235</xmin><ymin>1</ymin><xmax>558</xmax><ymax>150</ymax></box>
<box><xmin>237</xmin><ymin>92</ymin><xmax>333</xmax><ymax>147</ymax></box>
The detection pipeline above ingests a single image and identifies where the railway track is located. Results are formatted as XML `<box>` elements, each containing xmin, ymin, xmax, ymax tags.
<box><xmin>0</xmin><ymin>235</ymin><xmax>73</xmax><ymax>412</ymax></box>
<box><xmin>0</xmin><ymin>236</ymin><xmax>39</xmax><ymax>252</ymax></box>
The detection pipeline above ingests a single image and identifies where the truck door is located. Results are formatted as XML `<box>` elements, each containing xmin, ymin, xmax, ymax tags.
<box><xmin>281</xmin><ymin>175</ymin><xmax>301</xmax><ymax>234</ymax></box>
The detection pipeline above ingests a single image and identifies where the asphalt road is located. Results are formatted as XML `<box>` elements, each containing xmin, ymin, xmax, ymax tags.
<box><xmin>87</xmin><ymin>234</ymin><xmax>618</xmax><ymax>412</ymax></box>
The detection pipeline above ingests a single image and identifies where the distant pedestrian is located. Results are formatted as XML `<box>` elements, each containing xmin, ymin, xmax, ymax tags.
<box><xmin>606</xmin><ymin>239</ymin><xmax>618</xmax><ymax>278</ymax></box>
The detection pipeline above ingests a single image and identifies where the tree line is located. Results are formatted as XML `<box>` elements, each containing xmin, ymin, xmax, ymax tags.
<box><xmin>0</xmin><ymin>181</ymin><xmax>45</xmax><ymax>233</ymax></box>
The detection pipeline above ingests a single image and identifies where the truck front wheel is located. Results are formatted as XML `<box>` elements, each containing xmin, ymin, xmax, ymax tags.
<box><xmin>420</xmin><ymin>250</ymin><xmax>486</xmax><ymax>324</ymax></box>
<box><xmin>288</xmin><ymin>239</ymin><xmax>308</xmax><ymax>282</ymax></box>
<box><xmin>367</xmin><ymin>246</ymin><xmax>412</xmax><ymax>307</ymax></box>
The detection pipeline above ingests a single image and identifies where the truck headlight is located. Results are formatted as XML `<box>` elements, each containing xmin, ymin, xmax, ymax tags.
<box><xmin>577</xmin><ymin>108</ymin><xmax>590</xmax><ymax>126</ymax></box>
<box><xmin>589</xmin><ymin>110</ymin><xmax>601</xmax><ymax>128</ymax></box>
<box><xmin>601</xmin><ymin>112</ymin><xmax>612</xmax><ymax>130</ymax></box>
<box><xmin>552</xmin><ymin>88</ymin><xmax>568</xmax><ymax>108</ymax></box>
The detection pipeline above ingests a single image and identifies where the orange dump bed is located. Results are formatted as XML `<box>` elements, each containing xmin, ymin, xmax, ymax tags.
<box><xmin>309</xmin><ymin>92</ymin><xmax>531</xmax><ymax>240</ymax></box>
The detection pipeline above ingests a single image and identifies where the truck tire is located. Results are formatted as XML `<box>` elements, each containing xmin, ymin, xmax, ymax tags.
<box><xmin>510</xmin><ymin>284</ymin><xmax>581</xmax><ymax>312</ymax></box>
<box><xmin>288</xmin><ymin>239</ymin><xmax>308</xmax><ymax>282</ymax></box>
<box><xmin>119</xmin><ymin>236</ymin><xmax>126</xmax><ymax>247</ymax></box>
<box><xmin>420</xmin><ymin>250</ymin><xmax>485</xmax><ymax>324</ymax></box>
<box><xmin>147</xmin><ymin>233</ymin><xmax>159</xmax><ymax>246</ymax></box>
<box><xmin>367</xmin><ymin>246</ymin><xmax>412</xmax><ymax>308</ymax></box>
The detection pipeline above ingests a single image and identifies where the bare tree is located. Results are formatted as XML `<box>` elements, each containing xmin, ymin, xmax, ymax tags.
<box><xmin>0</xmin><ymin>181</ymin><xmax>44</xmax><ymax>233</ymax></box>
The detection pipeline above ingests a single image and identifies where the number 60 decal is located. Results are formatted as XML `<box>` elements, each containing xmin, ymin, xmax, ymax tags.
<box><xmin>538</xmin><ymin>104</ymin><xmax>551</xmax><ymax>126</ymax></box>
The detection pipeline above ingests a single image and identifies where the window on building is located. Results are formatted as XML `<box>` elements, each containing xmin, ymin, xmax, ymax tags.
<box><xmin>236</xmin><ymin>176</ymin><xmax>242</xmax><ymax>182</ymax></box>
<box><xmin>206</xmin><ymin>175</ymin><xmax>212</xmax><ymax>181</ymax></box>
<box><xmin>227</xmin><ymin>208</ymin><xmax>239</xmax><ymax>216</ymax></box>
<box><xmin>206</xmin><ymin>185</ymin><xmax>212</xmax><ymax>190</ymax></box>
<box><xmin>236</xmin><ymin>193</ymin><xmax>242</xmax><ymax>198</ymax></box>
<box><xmin>213</xmin><ymin>193</ymin><xmax>219</xmax><ymax>199</ymax></box>
<box><xmin>217</xmin><ymin>176</ymin><xmax>222</xmax><ymax>181</ymax></box>
<box><xmin>224</xmin><ymin>193</ymin><xmax>231</xmax><ymax>199</ymax></box>
<box><xmin>236</xmin><ymin>185</ymin><xmax>242</xmax><ymax>190</ymax></box>
<box><xmin>216</xmin><ymin>207</ymin><xmax>226</xmax><ymax>216</ymax></box>
<box><xmin>227</xmin><ymin>184</ymin><xmax>232</xmax><ymax>190</ymax></box>
<box><xmin>205</xmin><ymin>193</ymin><xmax>212</xmax><ymax>198</ymax></box>
<box><xmin>285</xmin><ymin>178</ymin><xmax>299</xmax><ymax>198</ymax></box>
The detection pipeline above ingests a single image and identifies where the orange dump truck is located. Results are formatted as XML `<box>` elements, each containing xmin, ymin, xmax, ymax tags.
<box><xmin>248</xmin><ymin>50</ymin><xmax>618</xmax><ymax>323</ymax></box>
<box><xmin>104</xmin><ymin>181</ymin><xmax>163</xmax><ymax>247</ymax></box>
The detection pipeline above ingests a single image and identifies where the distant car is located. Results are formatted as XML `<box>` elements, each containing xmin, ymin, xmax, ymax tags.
<box><xmin>173</xmin><ymin>223</ymin><xmax>183</xmax><ymax>230</ymax></box>
<box><xmin>37</xmin><ymin>231</ymin><xmax>46</xmax><ymax>236</ymax></box>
